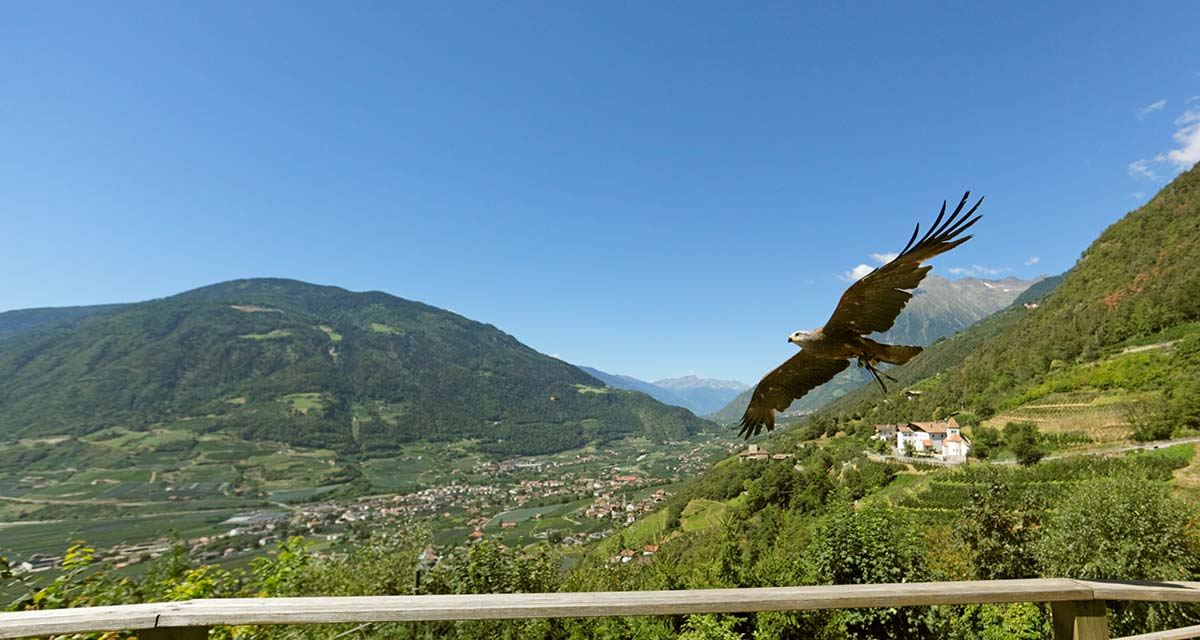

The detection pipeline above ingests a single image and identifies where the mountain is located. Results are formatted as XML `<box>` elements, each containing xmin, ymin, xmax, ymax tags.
<box><xmin>650</xmin><ymin>375</ymin><xmax>750</xmax><ymax>416</ymax></box>
<box><xmin>575</xmin><ymin>369</ymin><xmax>750</xmax><ymax>416</ymax></box>
<box><xmin>883</xmin><ymin>275</ymin><xmax>1037</xmax><ymax>344</ymax></box>
<box><xmin>575</xmin><ymin>368</ymin><xmax>749</xmax><ymax>416</ymax></box>
<box><xmin>821</xmin><ymin>162</ymin><xmax>1200</xmax><ymax>424</ymax></box>
<box><xmin>707</xmin><ymin>274</ymin><xmax>1038</xmax><ymax>423</ymax></box>
<box><xmin>0</xmin><ymin>279</ymin><xmax>714</xmax><ymax>456</ymax></box>
<box><xmin>1012</xmin><ymin>273</ymin><xmax>1064</xmax><ymax>308</ymax></box>
<box><xmin>0</xmin><ymin>303</ymin><xmax>129</xmax><ymax>340</ymax></box>
<box><xmin>818</xmin><ymin>273</ymin><xmax>1064</xmax><ymax>418</ymax></box>
<box><xmin>577</xmin><ymin>366</ymin><xmax>690</xmax><ymax>408</ymax></box>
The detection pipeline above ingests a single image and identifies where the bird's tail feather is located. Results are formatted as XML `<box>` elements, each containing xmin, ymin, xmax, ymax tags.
<box><xmin>873</xmin><ymin>343</ymin><xmax>922</xmax><ymax>366</ymax></box>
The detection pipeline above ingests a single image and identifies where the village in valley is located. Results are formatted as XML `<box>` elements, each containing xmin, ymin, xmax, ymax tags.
<box><xmin>2</xmin><ymin>435</ymin><xmax>741</xmax><ymax>578</ymax></box>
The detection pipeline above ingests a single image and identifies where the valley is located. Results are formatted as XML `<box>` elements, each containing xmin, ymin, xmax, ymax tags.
<box><xmin>0</xmin><ymin>427</ymin><xmax>742</xmax><ymax>573</ymax></box>
<box><xmin>2</xmin><ymin>165</ymin><xmax>1199</xmax><ymax>640</ymax></box>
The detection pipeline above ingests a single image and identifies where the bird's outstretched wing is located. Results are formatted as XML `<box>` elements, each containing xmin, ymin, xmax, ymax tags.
<box><xmin>739</xmin><ymin>351</ymin><xmax>851</xmax><ymax>438</ymax></box>
<box><xmin>822</xmin><ymin>192</ymin><xmax>984</xmax><ymax>340</ymax></box>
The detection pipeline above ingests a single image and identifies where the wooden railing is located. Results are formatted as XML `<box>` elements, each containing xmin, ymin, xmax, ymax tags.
<box><xmin>2</xmin><ymin>579</ymin><xmax>1199</xmax><ymax>640</ymax></box>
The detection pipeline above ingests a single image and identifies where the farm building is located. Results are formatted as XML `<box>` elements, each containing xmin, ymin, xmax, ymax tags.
<box><xmin>873</xmin><ymin>417</ymin><xmax>971</xmax><ymax>463</ymax></box>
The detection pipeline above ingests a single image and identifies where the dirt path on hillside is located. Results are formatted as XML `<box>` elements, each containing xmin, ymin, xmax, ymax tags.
<box><xmin>988</xmin><ymin>435</ymin><xmax>1200</xmax><ymax>465</ymax></box>
<box><xmin>1120</xmin><ymin>340</ymin><xmax>1178</xmax><ymax>355</ymax></box>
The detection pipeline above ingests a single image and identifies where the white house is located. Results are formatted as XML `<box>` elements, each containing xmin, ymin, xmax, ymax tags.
<box><xmin>877</xmin><ymin>417</ymin><xmax>971</xmax><ymax>463</ymax></box>
<box><xmin>737</xmin><ymin>444</ymin><xmax>770</xmax><ymax>462</ymax></box>
<box><xmin>872</xmin><ymin>424</ymin><xmax>902</xmax><ymax>441</ymax></box>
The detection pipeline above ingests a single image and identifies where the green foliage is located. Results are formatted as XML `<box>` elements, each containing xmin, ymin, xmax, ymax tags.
<box><xmin>971</xmin><ymin>425</ymin><xmax>1002</xmax><ymax>459</ymax></box>
<box><xmin>0</xmin><ymin>303</ymin><xmax>127</xmax><ymax>340</ymax></box>
<box><xmin>806</xmin><ymin>499</ymin><xmax>935</xmax><ymax>639</ymax></box>
<box><xmin>1125</xmin><ymin>395</ymin><xmax>1175</xmax><ymax>441</ymax></box>
<box><xmin>952</xmin><ymin>602</ymin><xmax>1049</xmax><ymax>640</ymax></box>
<box><xmin>250</xmin><ymin>536</ymin><xmax>313</xmax><ymax>596</ymax></box>
<box><xmin>4</xmin><ymin>543</ymin><xmax>140</xmax><ymax>615</ymax></box>
<box><xmin>952</xmin><ymin>483</ymin><xmax>1041</xmax><ymax>580</ymax></box>
<box><xmin>1035</xmin><ymin>476</ymin><xmax>1200</xmax><ymax>635</ymax></box>
<box><xmin>0</xmin><ymin>278</ymin><xmax>715</xmax><ymax>460</ymax></box>
<box><xmin>678</xmin><ymin>614</ymin><xmax>745</xmax><ymax>639</ymax></box>
<box><xmin>1003</xmin><ymin>422</ymin><xmax>1045</xmax><ymax>466</ymax></box>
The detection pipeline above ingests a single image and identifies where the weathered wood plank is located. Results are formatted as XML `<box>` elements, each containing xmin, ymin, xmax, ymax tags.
<box><xmin>1086</xmin><ymin>581</ymin><xmax>1200</xmax><ymax>604</ymax></box>
<box><xmin>3</xmin><ymin>579</ymin><xmax>1196</xmax><ymax>639</ymax></box>
<box><xmin>1054</xmin><ymin>601</ymin><xmax>1080</xmax><ymax>640</ymax></box>
<box><xmin>0</xmin><ymin>603</ymin><xmax>161</xmax><ymax>639</ymax></box>
<box><xmin>1053</xmin><ymin>600</ymin><xmax>1111</xmax><ymax>640</ymax></box>
<box><xmin>1073</xmin><ymin>600</ymin><xmax>1110</xmax><ymax>640</ymax></box>
<box><xmin>1114</xmin><ymin>624</ymin><xmax>1200</xmax><ymax>640</ymax></box>
<box><xmin>0</xmin><ymin>579</ymin><xmax>1088</xmax><ymax>637</ymax></box>
<box><xmin>157</xmin><ymin>579</ymin><xmax>1095</xmax><ymax>626</ymax></box>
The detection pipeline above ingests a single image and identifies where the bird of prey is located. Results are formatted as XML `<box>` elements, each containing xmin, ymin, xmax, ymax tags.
<box><xmin>738</xmin><ymin>192</ymin><xmax>984</xmax><ymax>438</ymax></box>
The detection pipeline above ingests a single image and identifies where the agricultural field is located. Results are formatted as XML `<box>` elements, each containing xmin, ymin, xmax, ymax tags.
<box><xmin>0</xmin><ymin>423</ymin><xmax>741</xmax><ymax>570</ymax></box>
<box><xmin>0</xmin><ymin>509</ymin><xmax>239</xmax><ymax>559</ymax></box>
<box><xmin>984</xmin><ymin>389</ymin><xmax>1136</xmax><ymax>444</ymax></box>
<box><xmin>892</xmin><ymin>443</ymin><xmax>1196</xmax><ymax>523</ymax></box>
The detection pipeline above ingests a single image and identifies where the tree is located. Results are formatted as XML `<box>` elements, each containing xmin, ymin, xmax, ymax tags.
<box><xmin>1125</xmin><ymin>396</ymin><xmax>1173</xmax><ymax>442</ymax></box>
<box><xmin>953</xmin><ymin>482</ymin><xmax>1041</xmax><ymax>580</ymax></box>
<box><xmin>805</xmin><ymin>498</ymin><xmax>936</xmax><ymax>639</ymax></box>
<box><xmin>1003</xmin><ymin>422</ymin><xmax>1044</xmax><ymax>466</ymax></box>
<box><xmin>972</xmin><ymin>425</ymin><xmax>1003</xmax><ymax>450</ymax></box>
<box><xmin>678</xmin><ymin>614</ymin><xmax>745</xmax><ymax>639</ymax></box>
<box><xmin>1035</xmin><ymin>476</ymin><xmax>1200</xmax><ymax>636</ymax></box>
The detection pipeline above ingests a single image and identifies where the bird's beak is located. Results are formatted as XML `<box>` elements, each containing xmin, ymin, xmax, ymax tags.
<box><xmin>786</xmin><ymin>337</ymin><xmax>793</xmax><ymax>343</ymax></box>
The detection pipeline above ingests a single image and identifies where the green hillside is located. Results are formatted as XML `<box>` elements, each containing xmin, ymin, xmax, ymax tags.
<box><xmin>9</xmin><ymin>172</ymin><xmax>1200</xmax><ymax>639</ymax></box>
<box><xmin>0</xmin><ymin>304</ymin><xmax>128</xmax><ymax>340</ymax></box>
<box><xmin>0</xmin><ymin>279</ymin><xmax>713</xmax><ymax>456</ymax></box>
<box><xmin>547</xmin><ymin>166</ymin><xmax>1200</xmax><ymax>639</ymax></box>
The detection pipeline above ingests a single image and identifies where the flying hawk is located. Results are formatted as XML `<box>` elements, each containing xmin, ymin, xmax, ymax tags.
<box><xmin>738</xmin><ymin>192</ymin><xmax>984</xmax><ymax>438</ymax></box>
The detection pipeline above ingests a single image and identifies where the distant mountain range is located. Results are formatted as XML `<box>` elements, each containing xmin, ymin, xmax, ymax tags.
<box><xmin>0</xmin><ymin>279</ymin><xmax>714</xmax><ymax>457</ymax></box>
<box><xmin>653</xmin><ymin>375</ymin><xmax>751</xmax><ymax>415</ymax></box>
<box><xmin>708</xmin><ymin>273</ymin><xmax>1041</xmax><ymax>423</ymax></box>
<box><xmin>576</xmin><ymin>368</ymin><xmax>749</xmax><ymax>416</ymax></box>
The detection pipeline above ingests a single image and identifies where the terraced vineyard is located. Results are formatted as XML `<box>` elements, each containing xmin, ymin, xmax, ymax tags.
<box><xmin>984</xmin><ymin>390</ymin><xmax>1135</xmax><ymax>443</ymax></box>
<box><xmin>889</xmin><ymin>444</ymin><xmax>1194</xmax><ymax>522</ymax></box>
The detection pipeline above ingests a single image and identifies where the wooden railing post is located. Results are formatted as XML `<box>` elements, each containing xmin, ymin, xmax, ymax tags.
<box><xmin>1051</xmin><ymin>600</ymin><xmax>1109</xmax><ymax>640</ymax></box>
<box><xmin>137</xmin><ymin>627</ymin><xmax>210</xmax><ymax>640</ymax></box>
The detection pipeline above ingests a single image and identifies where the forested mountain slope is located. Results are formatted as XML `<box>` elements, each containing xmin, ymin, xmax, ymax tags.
<box><xmin>550</xmin><ymin>167</ymin><xmax>1200</xmax><ymax>640</ymax></box>
<box><xmin>0</xmin><ymin>279</ymin><xmax>713</xmax><ymax>455</ymax></box>
<box><xmin>0</xmin><ymin>303</ymin><xmax>128</xmax><ymax>340</ymax></box>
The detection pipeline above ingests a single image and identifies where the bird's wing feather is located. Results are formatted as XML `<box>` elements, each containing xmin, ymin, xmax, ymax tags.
<box><xmin>823</xmin><ymin>192</ymin><xmax>983</xmax><ymax>339</ymax></box>
<box><xmin>738</xmin><ymin>351</ymin><xmax>851</xmax><ymax>438</ymax></box>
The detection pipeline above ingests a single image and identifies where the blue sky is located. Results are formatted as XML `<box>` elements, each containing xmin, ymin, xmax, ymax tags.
<box><xmin>2</xmin><ymin>2</ymin><xmax>1198</xmax><ymax>384</ymax></box>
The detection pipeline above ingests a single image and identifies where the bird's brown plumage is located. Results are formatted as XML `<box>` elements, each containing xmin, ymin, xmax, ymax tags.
<box><xmin>738</xmin><ymin>192</ymin><xmax>983</xmax><ymax>438</ymax></box>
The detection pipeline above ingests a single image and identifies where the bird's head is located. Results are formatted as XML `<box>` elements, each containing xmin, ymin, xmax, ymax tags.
<box><xmin>788</xmin><ymin>330</ymin><xmax>815</xmax><ymax>345</ymax></box>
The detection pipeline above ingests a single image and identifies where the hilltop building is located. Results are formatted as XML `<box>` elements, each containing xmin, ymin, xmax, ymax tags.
<box><xmin>737</xmin><ymin>444</ymin><xmax>794</xmax><ymax>463</ymax></box>
<box><xmin>738</xmin><ymin>444</ymin><xmax>770</xmax><ymax>462</ymax></box>
<box><xmin>873</xmin><ymin>417</ymin><xmax>971</xmax><ymax>463</ymax></box>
